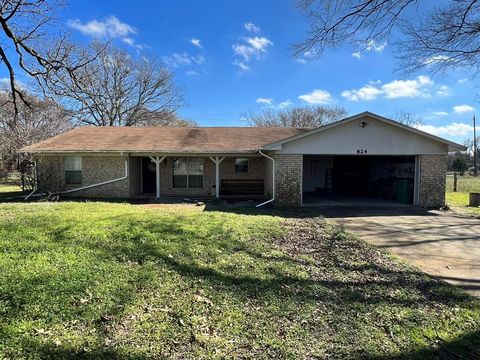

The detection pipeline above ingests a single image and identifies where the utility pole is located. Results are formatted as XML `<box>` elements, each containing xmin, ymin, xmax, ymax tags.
<box><xmin>474</xmin><ymin>115</ymin><xmax>478</xmax><ymax>177</ymax></box>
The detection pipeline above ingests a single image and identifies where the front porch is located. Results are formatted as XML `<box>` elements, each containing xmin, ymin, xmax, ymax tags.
<box><xmin>130</xmin><ymin>155</ymin><xmax>272</xmax><ymax>201</ymax></box>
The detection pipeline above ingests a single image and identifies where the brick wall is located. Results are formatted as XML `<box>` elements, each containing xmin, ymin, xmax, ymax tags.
<box><xmin>274</xmin><ymin>154</ymin><xmax>303</xmax><ymax>207</ymax></box>
<box><xmin>66</xmin><ymin>156</ymin><xmax>129</xmax><ymax>198</ymax></box>
<box><xmin>219</xmin><ymin>157</ymin><xmax>265</xmax><ymax>179</ymax></box>
<box><xmin>36</xmin><ymin>155</ymin><xmax>130</xmax><ymax>198</ymax></box>
<box><xmin>418</xmin><ymin>154</ymin><xmax>447</xmax><ymax>208</ymax></box>
<box><xmin>35</xmin><ymin>155</ymin><xmax>268</xmax><ymax>199</ymax></box>
<box><xmin>35</xmin><ymin>156</ymin><xmax>64</xmax><ymax>193</ymax></box>
<box><xmin>159</xmin><ymin>157</ymin><xmax>215</xmax><ymax>196</ymax></box>
<box><xmin>158</xmin><ymin>156</ymin><xmax>266</xmax><ymax>196</ymax></box>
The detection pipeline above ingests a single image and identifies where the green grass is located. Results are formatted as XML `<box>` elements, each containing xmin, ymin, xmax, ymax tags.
<box><xmin>0</xmin><ymin>182</ymin><xmax>22</xmax><ymax>193</ymax></box>
<box><xmin>0</xmin><ymin>172</ymin><xmax>24</xmax><ymax>200</ymax></box>
<box><xmin>446</xmin><ymin>175</ymin><xmax>480</xmax><ymax>217</ymax></box>
<box><xmin>0</xmin><ymin>202</ymin><xmax>479</xmax><ymax>359</ymax></box>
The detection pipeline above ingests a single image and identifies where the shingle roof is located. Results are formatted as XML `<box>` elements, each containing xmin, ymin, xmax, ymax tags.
<box><xmin>20</xmin><ymin>126</ymin><xmax>311</xmax><ymax>153</ymax></box>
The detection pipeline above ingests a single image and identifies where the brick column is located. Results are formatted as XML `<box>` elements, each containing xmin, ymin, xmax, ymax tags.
<box><xmin>274</xmin><ymin>154</ymin><xmax>303</xmax><ymax>207</ymax></box>
<box><xmin>418</xmin><ymin>154</ymin><xmax>447</xmax><ymax>208</ymax></box>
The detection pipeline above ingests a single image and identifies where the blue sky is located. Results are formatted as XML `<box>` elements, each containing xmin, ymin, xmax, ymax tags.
<box><xmin>6</xmin><ymin>0</ymin><xmax>480</xmax><ymax>144</ymax></box>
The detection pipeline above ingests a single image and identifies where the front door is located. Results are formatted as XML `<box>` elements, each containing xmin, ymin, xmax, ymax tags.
<box><xmin>142</xmin><ymin>157</ymin><xmax>156</xmax><ymax>193</ymax></box>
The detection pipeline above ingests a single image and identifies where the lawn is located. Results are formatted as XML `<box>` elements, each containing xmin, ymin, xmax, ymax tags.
<box><xmin>446</xmin><ymin>175</ymin><xmax>480</xmax><ymax>218</ymax></box>
<box><xmin>0</xmin><ymin>202</ymin><xmax>479</xmax><ymax>359</ymax></box>
<box><xmin>0</xmin><ymin>174</ymin><xmax>25</xmax><ymax>200</ymax></box>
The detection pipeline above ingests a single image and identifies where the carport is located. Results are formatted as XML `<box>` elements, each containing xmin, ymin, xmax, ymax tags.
<box><xmin>302</xmin><ymin>155</ymin><xmax>417</xmax><ymax>206</ymax></box>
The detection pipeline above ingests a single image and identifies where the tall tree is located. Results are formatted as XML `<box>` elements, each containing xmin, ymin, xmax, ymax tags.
<box><xmin>245</xmin><ymin>105</ymin><xmax>348</xmax><ymax>127</ymax></box>
<box><xmin>0</xmin><ymin>0</ymin><xmax>96</xmax><ymax>114</ymax></box>
<box><xmin>390</xmin><ymin>111</ymin><xmax>422</xmax><ymax>126</ymax></box>
<box><xmin>295</xmin><ymin>0</ymin><xmax>480</xmax><ymax>74</ymax></box>
<box><xmin>45</xmin><ymin>42</ymin><xmax>184</xmax><ymax>126</ymax></box>
<box><xmin>0</xmin><ymin>90</ymin><xmax>72</xmax><ymax>168</ymax></box>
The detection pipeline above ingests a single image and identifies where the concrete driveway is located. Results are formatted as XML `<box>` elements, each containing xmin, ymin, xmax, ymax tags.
<box><xmin>320</xmin><ymin>206</ymin><xmax>480</xmax><ymax>297</ymax></box>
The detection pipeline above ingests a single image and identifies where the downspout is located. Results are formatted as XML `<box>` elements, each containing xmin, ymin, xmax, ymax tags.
<box><xmin>256</xmin><ymin>149</ymin><xmax>275</xmax><ymax>208</ymax></box>
<box><xmin>24</xmin><ymin>154</ymin><xmax>129</xmax><ymax>199</ymax></box>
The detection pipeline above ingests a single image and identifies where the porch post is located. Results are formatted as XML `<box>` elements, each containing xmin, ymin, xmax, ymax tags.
<box><xmin>155</xmin><ymin>159</ymin><xmax>160</xmax><ymax>198</ymax></box>
<box><xmin>209</xmin><ymin>156</ymin><xmax>225</xmax><ymax>198</ymax></box>
<box><xmin>149</xmin><ymin>156</ymin><xmax>166</xmax><ymax>198</ymax></box>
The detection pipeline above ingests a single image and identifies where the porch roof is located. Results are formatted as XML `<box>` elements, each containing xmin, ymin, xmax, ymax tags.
<box><xmin>20</xmin><ymin>126</ymin><xmax>310</xmax><ymax>154</ymax></box>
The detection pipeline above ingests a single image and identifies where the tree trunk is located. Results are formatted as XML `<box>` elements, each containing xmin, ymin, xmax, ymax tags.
<box><xmin>453</xmin><ymin>172</ymin><xmax>457</xmax><ymax>192</ymax></box>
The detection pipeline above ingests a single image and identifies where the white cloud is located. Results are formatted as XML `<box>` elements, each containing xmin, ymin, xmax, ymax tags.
<box><xmin>365</xmin><ymin>39</ymin><xmax>387</xmax><ymax>52</ymax></box>
<box><xmin>121</xmin><ymin>37</ymin><xmax>144</xmax><ymax>50</ymax></box>
<box><xmin>67</xmin><ymin>16</ymin><xmax>135</xmax><ymax>38</ymax></box>
<box><xmin>418</xmin><ymin>122</ymin><xmax>474</xmax><ymax>137</ymax></box>
<box><xmin>433</xmin><ymin>111</ymin><xmax>449</xmax><ymax>116</ymax></box>
<box><xmin>341</xmin><ymin>76</ymin><xmax>443</xmax><ymax>101</ymax></box>
<box><xmin>190</xmin><ymin>38</ymin><xmax>202</xmax><ymax>48</ymax></box>
<box><xmin>164</xmin><ymin>52</ymin><xmax>205</xmax><ymax>67</ymax></box>
<box><xmin>256</xmin><ymin>98</ymin><xmax>273</xmax><ymax>105</ymax></box>
<box><xmin>341</xmin><ymin>85</ymin><xmax>383</xmax><ymax>101</ymax></box>
<box><xmin>457</xmin><ymin>78</ymin><xmax>468</xmax><ymax>84</ymax></box>
<box><xmin>352</xmin><ymin>51</ymin><xmax>361</xmax><ymax>59</ymax></box>
<box><xmin>232</xmin><ymin>35</ymin><xmax>273</xmax><ymax>71</ymax></box>
<box><xmin>298</xmin><ymin>89</ymin><xmax>333</xmax><ymax>104</ymax></box>
<box><xmin>244</xmin><ymin>22</ymin><xmax>261</xmax><ymax>33</ymax></box>
<box><xmin>383</xmin><ymin>76</ymin><xmax>433</xmax><ymax>99</ymax></box>
<box><xmin>296</xmin><ymin>50</ymin><xmax>316</xmax><ymax>63</ymax></box>
<box><xmin>256</xmin><ymin>98</ymin><xmax>293</xmax><ymax>109</ymax></box>
<box><xmin>192</xmin><ymin>55</ymin><xmax>205</xmax><ymax>64</ymax></box>
<box><xmin>436</xmin><ymin>85</ymin><xmax>450</xmax><ymax>96</ymax></box>
<box><xmin>278</xmin><ymin>100</ymin><xmax>293</xmax><ymax>109</ymax></box>
<box><xmin>186</xmin><ymin>70</ymin><xmax>199</xmax><ymax>76</ymax></box>
<box><xmin>232</xmin><ymin>59</ymin><xmax>250</xmax><ymax>71</ymax></box>
<box><xmin>170</xmin><ymin>53</ymin><xmax>192</xmax><ymax>65</ymax></box>
<box><xmin>352</xmin><ymin>40</ymin><xmax>387</xmax><ymax>59</ymax></box>
<box><xmin>246</xmin><ymin>37</ymin><xmax>272</xmax><ymax>52</ymax></box>
<box><xmin>453</xmin><ymin>104</ymin><xmax>475</xmax><ymax>114</ymax></box>
<box><xmin>422</xmin><ymin>55</ymin><xmax>451</xmax><ymax>66</ymax></box>
<box><xmin>232</xmin><ymin>37</ymin><xmax>272</xmax><ymax>61</ymax></box>
<box><xmin>233</xmin><ymin>44</ymin><xmax>256</xmax><ymax>61</ymax></box>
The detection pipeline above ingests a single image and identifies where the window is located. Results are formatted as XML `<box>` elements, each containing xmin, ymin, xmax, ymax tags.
<box><xmin>173</xmin><ymin>157</ymin><xmax>203</xmax><ymax>188</ymax></box>
<box><xmin>65</xmin><ymin>156</ymin><xmax>82</xmax><ymax>185</ymax></box>
<box><xmin>235</xmin><ymin>158</ymin><xmax>249</xmax><ymax>174</ymax></box>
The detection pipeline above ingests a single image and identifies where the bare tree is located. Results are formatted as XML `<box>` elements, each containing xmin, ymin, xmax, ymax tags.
<box><xmin>138</xmin><ymin>111</ymin><xmax>196</xmax><ymax>127</ymax></box>
<box><xmin>464</xmin><ymin>137</ymin><xmax>480</xmax><ymax>164</ymax></box>
<box><xmin>0</xmin><ymin>89</ymin><xmax>72</xmax><ymax>169</ymax></box>
<box><xmin>44</xmin><ymin>42</ymin><xmax>184</xmax><ymax>127</ymax></box>
<box><xmin>295</xmin><ymin>0</ymin><xmax>480</xmax><ymax>74</ymax></box>
<box><xmin>390</xmin><ymin>111</ymin><xmax>422</xmax><ymax>126</ymax></box>
<box><xmin>0</xmin><ymin>0</ymin><xmax>97</xmax><ymax>114</ymax></box>
<box><xmin>244</xmin><ymin>106</ymin><xmax>348</xmax><ymax>127</ymax></box>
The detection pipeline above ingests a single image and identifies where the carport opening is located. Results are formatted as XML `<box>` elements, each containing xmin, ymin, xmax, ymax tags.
<box><xmin>302</xmin><ymin>155</ymin><xmax>416</xmax><ymax>206</ymax></box>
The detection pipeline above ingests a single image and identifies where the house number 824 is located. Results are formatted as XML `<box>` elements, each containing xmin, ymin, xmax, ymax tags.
<box><xmin>356</xmin><ymin>149</ymin><xmax>368</xmax><ymax>154</ymax></box>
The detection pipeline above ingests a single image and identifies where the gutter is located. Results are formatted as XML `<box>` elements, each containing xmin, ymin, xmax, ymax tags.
<box><xmin>24</xmin><ymin>154</ymin><xmax>129</xmax><ymax>200</ymax></box>
<box><xmin>256</xmin><ymin>149</ymin><xmax>275</xmax><ymax>208</ymax></box>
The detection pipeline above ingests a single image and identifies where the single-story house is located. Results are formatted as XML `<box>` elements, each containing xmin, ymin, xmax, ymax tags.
<box><xmin>20</xmin><ymin>112</ymin><xmax>465</xmax><ymax>207</ymax></box>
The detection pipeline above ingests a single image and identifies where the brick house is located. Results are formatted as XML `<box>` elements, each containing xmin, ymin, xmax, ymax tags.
<box><xmin>20</xmin><ymin>112</ymin><xmax>464</xmax><ymax>207</ymax></box>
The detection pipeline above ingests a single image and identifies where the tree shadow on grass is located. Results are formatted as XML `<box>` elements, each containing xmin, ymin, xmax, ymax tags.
<box><xmin>19</xmin><ymin>328</ymin><xmax>480</xmax><ymax>360</ymax></box>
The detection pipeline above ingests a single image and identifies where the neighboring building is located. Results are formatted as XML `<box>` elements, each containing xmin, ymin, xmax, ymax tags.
<box><xmin>20</xmin><ymin>112</ymin><xmax>464</xmax><ymax>207</ymax></box>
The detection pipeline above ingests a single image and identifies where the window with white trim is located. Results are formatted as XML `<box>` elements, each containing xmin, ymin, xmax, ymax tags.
<box><xmin>173</xmin><ymin>157</ymin><xmax>203</xmax><ymax>188</ymax></box>
<box><xmin>65</xmin><ymin>156</ymin><xmax>82</xmax><ymax>185</ymax></box>
<box><xmin>235</xmin><ymin>158</ymin><xmax>249</xmax><ymax>174</ymax></box>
